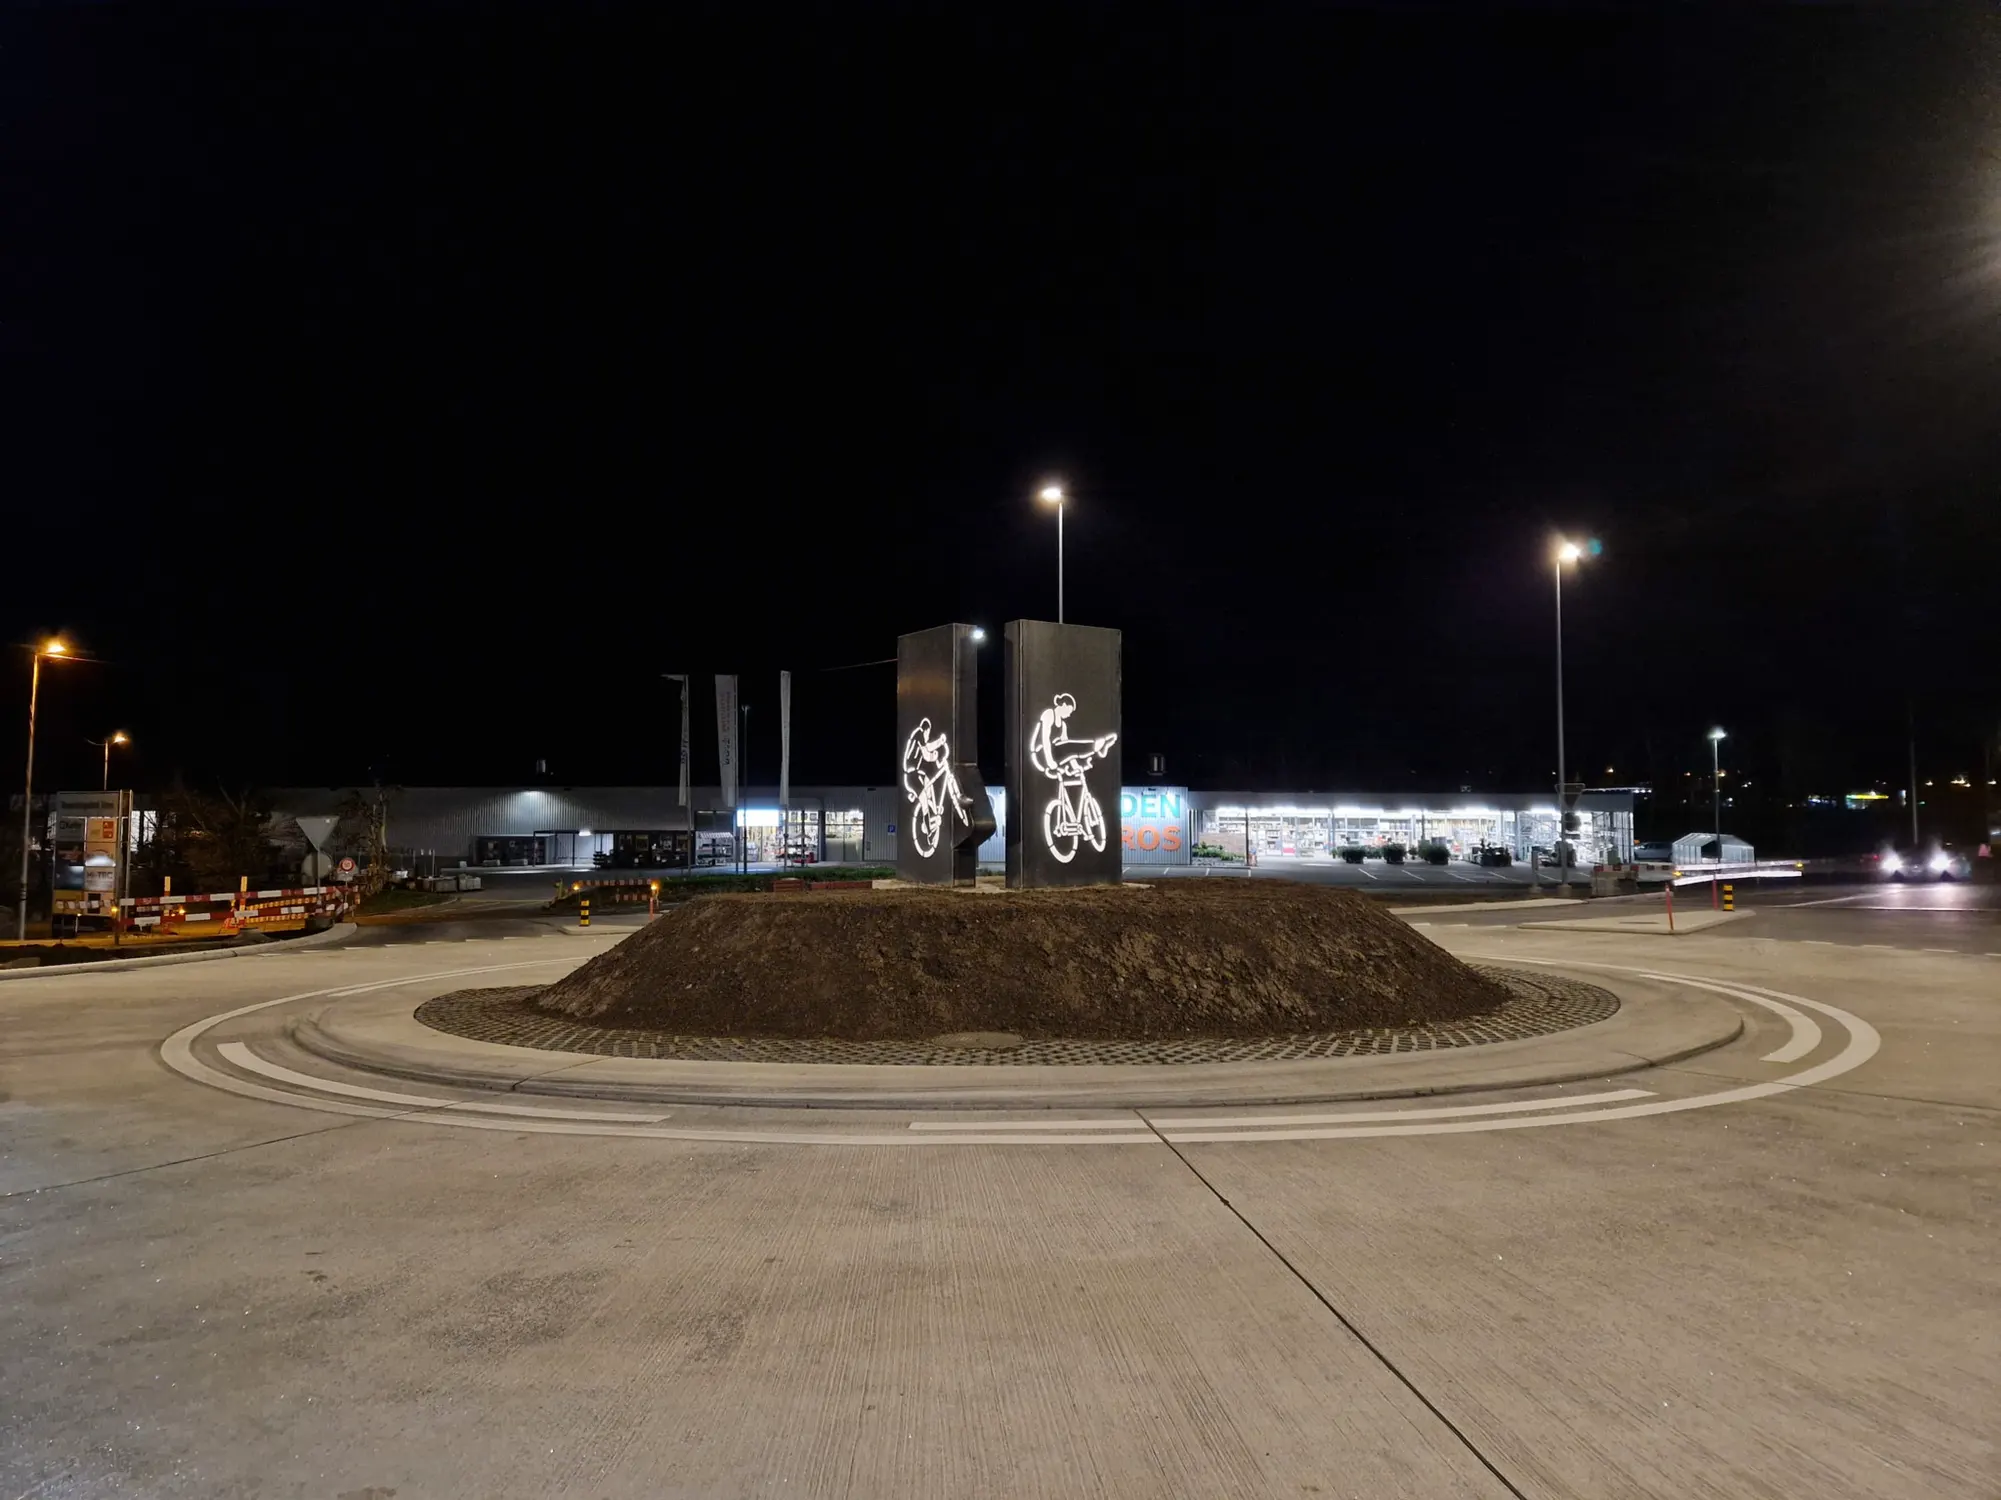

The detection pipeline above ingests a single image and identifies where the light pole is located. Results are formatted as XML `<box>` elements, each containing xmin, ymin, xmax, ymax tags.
<box><xmin>1553</xmin><ymin>541</ymin><xmax>1583</xmax><ymax>883</ymax></box>
<box><xmin>1038</xmin><ymin>482</ymin><xmax>1066</xmax><ymax>623</ymax></box>
<box><xmin>18</xmin><ymin>639</ymin><xmax>70</xmax><ymax>941</ymax></box>
<box><xmin>1708</xmin><ymin>727</ymin><xmax>1726</xmax><ymax>865</ymax></box>
<box><xmin>87</xmin><ymin>731</ymin><xmax>129</xmax><ymax>792</ymax></box>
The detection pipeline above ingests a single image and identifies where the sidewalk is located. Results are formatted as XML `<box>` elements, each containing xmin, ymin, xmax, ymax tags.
<box><xmin>289</xmin><ymin>970</ymin><xmax>1743</xmax><ymax>1111</ymax></box>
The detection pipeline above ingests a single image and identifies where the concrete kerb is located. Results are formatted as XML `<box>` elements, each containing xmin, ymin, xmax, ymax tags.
<box><xmin>281</xmin><ymin>969</ymin><xmax>1746</xmax><ymax>1111</ymax></box>
<box><xmin>0</xmin><ymin>922</ymin><xmax>358</xmax><ymax>982</ymax></box>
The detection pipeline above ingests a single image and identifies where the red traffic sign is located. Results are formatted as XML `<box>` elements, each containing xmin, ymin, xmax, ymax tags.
<box><xmin>337</xmin><ymin>857</ymin><xmax>357</xmax><ymax>874</ymax></box>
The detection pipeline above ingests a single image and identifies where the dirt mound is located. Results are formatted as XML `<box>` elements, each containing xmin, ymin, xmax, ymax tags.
<box><xmin>534</xmin><ymin>880</ymin><xmax>1509</xmax><ymax>1041</ymax></box>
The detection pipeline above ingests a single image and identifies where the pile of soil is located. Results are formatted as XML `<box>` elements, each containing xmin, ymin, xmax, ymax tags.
<box><xmin>533</xmin><ymin>880</ymin><xmax>1509</xmax><ymax>1041</ymax></box>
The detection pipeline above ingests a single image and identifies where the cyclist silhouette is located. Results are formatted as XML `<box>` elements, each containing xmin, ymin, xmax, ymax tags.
<box><xmin>1028</xmin><ymin>693</ymin><xmax>1118</xmax><ymax>863</ymax></box>
<box><xmin>901</xmin><ymin>717</ymin><xmax>970</xmax><ymax>859</ymax></box>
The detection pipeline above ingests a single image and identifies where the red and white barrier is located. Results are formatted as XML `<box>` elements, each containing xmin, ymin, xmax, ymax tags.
<box><xmin>55</xmin><ymin>885</ymin><xmax>351</xmax><ymax>932</ymax></box>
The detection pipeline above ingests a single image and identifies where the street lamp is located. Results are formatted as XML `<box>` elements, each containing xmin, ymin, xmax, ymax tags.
<box><xmin>1038</xmin><ymin>482</ymin><xmax>1066</xmax><ymax>623</ymax></box>
<box><xmin>18</xmin><ymin>638</ymin><xmax>70</xmax><ymax>941</ymax></box>
<box><xmin>87</xmin><ymin>731</ymin><xmax>130</xmax><ymax>792</ymax></box>
<box><xmin>1552</xmin><ymin>542</ymin><xmax>1584</xmax><ymax>882</ymax></box>
<box><xmin>969</xmin><ymin>626</ymin><xmax>987</xmax><ymax>643</ymax></box>
<box><xmin>1707</xmin><ymin>727</ymin><xmax>1726</xmax><ymax>865</ymax></box>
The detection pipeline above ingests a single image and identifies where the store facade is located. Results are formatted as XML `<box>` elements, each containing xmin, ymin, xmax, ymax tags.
<box><xmin>1183</xmin><ymin>791</ymin><xmax>1635</xmax><ymax>867</ymax></box>
<box><xmin>269</xmin><ymin>784</ymin><xmax>1634</xmax><ymax>872</ymax></box>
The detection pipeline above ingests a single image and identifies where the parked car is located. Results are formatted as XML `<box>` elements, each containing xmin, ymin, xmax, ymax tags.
<box><xmin>1468</xmin><ymin>844</ymin><xmax>1512</xmax><ymax>868</ymax></box>
<box><xmin>1878</xmin><ymin>845</ymin><xmax>1972</xmax><ymax>881</ymax></box>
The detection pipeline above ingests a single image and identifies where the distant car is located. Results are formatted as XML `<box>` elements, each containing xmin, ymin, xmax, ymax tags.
<box><xmin>1879</xmin><ymin>845</ymin><xmax>1971</xmax><ymax>881</ymax></box>
<box><xmin>1468</xmin><ymin>844</ymin><xmax>1512</xmax><ymax>867</ymax></box>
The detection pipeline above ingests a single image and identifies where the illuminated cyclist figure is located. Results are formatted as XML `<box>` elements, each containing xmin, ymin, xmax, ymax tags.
<box><xmin>1028</xmin><ymin>692</ymin><xmax>1118</xmax><ymax>863</ymax></box>
<box><xmin>901</xmin><ymin>716</ymin><xmax>970</xmax><ymax>859</ymax></box>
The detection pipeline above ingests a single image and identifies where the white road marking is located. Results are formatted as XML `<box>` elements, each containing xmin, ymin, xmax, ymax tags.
<box><xmin>161</xmin><ymin>955</ymin><xmax>1881</xmax><ymax>1148</ymax></box>
<box><xmin>1634</xmin><ymin>972</ymin><xmax>1821</xmax><ymax>1063</ymax></box>
<box><xmin>217</xmin><ymin>1043</ymin><xmax>672</xmax><ymax>1122</ymax></box>
<box><xmin>907</xmin><ymin>1116</ymin><xmax>1144</xmax><ymax>1132</ymax></box>
<box><xmin>1145</xmin><ymin>1088</ymin><xmax>1653</xmax><ymax>1129</ymax></box>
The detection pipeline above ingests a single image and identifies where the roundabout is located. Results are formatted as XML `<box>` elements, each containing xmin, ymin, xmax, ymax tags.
<box><xmin>155</xmin><ymin>937</ymin><xmax>1879</xmax><ymax>1148</ymax></box>
<box><xmin>3</xmin><ymin>909</ymin><xmax>1992</xmax><ymax>1499</ymax></box>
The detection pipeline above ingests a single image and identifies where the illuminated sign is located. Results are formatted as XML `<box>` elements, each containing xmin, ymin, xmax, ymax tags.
<box><xmin>1120</xmin><ymin>786</ymin><xmax>1187</xmax><ymax>860</ymax></box>
<box><xmin>1004</xmin><ymin>620</ymin><xmax>1122</xmax><ymax>887</ymax></box>
<box><xmin>1028</xmin><ymin>693</ymin><xmax>1117</xmax><ymax>864</ymax></box>
<box><xmin>896</xmin><ymin>623</ymin><xmax>996</xmax><ymax>884</ymax></box>
<box><xmin>901</xmin><ymin>717</ymin><xmax>972</xmax><ymax>858</ymax></box>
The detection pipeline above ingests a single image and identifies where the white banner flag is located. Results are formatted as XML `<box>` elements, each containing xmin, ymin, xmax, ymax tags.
<box><xmin>779</xmin><ymin>670</ymin><xmax>792</xmax><ymax>811</ymax></box>
<box><xmin>715</xmin><ymin>674</ymin><xmax>739</xmax><ymax>809</ymax></box>
<box><xmin>665</xmin><ymin>674</ymin><xmax>690</xmax><ymax>808</ymax></box>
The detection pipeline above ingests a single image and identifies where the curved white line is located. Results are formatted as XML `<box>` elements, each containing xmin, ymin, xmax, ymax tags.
<box><xmin>1119</xmin><ymin>1088</ymin><xmax>1654</xmax><ymax>1130</ymax></box>
<box><xmin>904</xmin><ymin>1088</ymin><xmax>1657</xmax><ymax>1132</ymax></box>
<box><xmin>216</xmin><ymin>1042</ymin><xmax>672</xmax><ymax>1123</ymax></box>
<box><xmin>160</xmin><ymin>955</ymin><xmax>1880</xmax><ymax>1147</ymax></box>
<box><xmin>1634</xmin><ymin>972</ymin><xmax>1822</xmax><ymax>1063</ymax></box>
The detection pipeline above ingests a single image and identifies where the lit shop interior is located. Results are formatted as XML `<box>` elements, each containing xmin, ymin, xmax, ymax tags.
<box><xmin>1192</xmin><ymin>800</ymin><xmax>1635</xmax><ymax>864</ymax></box>
<box><xmin>473</xmin><ymin>807</ymin><xmax>869</xmax><ymax>868</ymax></box>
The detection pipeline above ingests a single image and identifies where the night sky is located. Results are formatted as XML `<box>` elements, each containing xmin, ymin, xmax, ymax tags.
<box><xmin>8</xmin><ymin>7</ymin><xmax>1999</xmax><ymax>807</ymax></box>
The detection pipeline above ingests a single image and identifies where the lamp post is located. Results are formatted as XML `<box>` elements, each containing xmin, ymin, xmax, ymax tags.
<box><xmin>1553</xmin><ymin>541</ymin><xmax>1583</xmax><ymax>884</ymax></box>
<box><xmin>1038</xmin><ymin>483</ymin><xmax>1066</xmax><ymax>623</ymax></box>
<box><xmin>18</xmin><ymin>639</ymin><xmax>70</xmax><ymax>941</ymax></box>
<box><xmin>87</xmin><ymin>731</ymin><xmax>129</xmax><ymax>792</ymax></box>
<box><xmin>1708</xmin><ymin>727</ymin><xmax>1726</xmax><ymax>865</ymax></box>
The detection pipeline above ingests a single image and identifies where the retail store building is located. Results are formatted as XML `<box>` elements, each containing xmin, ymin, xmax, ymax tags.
<box><xmin>269</xmin><ymin>784</ymin><xmax>1635</xmax><ymax>870</ymax></box>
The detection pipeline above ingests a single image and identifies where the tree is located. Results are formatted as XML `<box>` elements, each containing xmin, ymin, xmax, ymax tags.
<box><xmin>145</xmin><ymin>783</ymin><xmax>283</xmax><ymax>893</ymax></box>
<box><xmin>331</xmin><ymin>784</ymin><xmax>399</xmax><ymax>898</ymax></box>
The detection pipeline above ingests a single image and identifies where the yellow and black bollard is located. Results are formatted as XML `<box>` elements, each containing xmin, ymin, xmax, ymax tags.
<box><xmin>1721</xmin><ymin>883</ymin><xmax>1734</xmax><ymax>912</ymax></box>
<box><xmin>579</xmin><ymin>896</ymin><xmax>590</xmax><ymax>928</ymax></box>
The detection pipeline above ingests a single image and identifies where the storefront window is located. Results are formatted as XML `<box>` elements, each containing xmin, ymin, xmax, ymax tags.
<box><xmin>823</xmin><ymin>809</ymin><xmax>864</xmax><ymax>862</ymax></box>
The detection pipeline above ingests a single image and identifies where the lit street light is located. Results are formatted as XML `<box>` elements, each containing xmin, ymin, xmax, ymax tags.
<box><xmin>17</xmin><ymin>639</ymin><xmax>70</xmax><ymax>941</ymax></box>
<box><xmin>1708</xmin><ymin>727</ymin><xmax>1726</xmax><ymax>865</ymax></box>
<box><xmin>1552</xmin><ymin>541</ymin><xmax>1585</xmax><ymax>883</ymax></box>
<box><xmin>87</xmin><ymin>731</ymin><xmax>130</xmax><ymax>792</ymax></box>
<box><xmin>1038</xmin><ymin>482</ymin><xmax>1066</xmax><ymax>623</ymax></box>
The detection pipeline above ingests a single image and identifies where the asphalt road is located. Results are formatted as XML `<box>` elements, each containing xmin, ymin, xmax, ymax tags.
<box><xmin>1422</xmin><ymin>880</ymin><xmax>2001</xmax><ymax>955</ymax></box>
<box><xmin>1</xmin><ymin>908</ymin><xmax>1996</xmax><ymax>1497</ymax></box>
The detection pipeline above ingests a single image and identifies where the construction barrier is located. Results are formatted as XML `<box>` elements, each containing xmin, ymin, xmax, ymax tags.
<box><xmin>81</xmin><ymin>885</ymin><xmax>353</xmax><ymax>933</ymax></box>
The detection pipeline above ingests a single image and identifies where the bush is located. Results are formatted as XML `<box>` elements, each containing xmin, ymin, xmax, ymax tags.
<box><xmin>1339</xmin><ymin>846</ymin><xmax>1367</xmax><ymax>863</ymax></box>
<box><xmin>1417</xmin><ymin>841</ymin><xmax>1451</xmax><ymax>865</ymax></box>
<box><xmin>1381</xmin><ymin>843</ymin><xmax>1407</xmax><ymax>864</ymax></box>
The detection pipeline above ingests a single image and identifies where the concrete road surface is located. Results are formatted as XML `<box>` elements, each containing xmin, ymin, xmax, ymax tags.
<box><xmin>1418</xmin><ymin>879</ymin><xmax>2001</xmax><ymax>953</ymax></box>
<box><xmin>1</xmin><ymin>909</ymin><xmax>1995</xmax><ymax>1498</ymax></box>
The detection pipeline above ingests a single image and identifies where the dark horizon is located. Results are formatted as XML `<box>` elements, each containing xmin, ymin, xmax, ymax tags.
<box><xmin>7</xmin><ymin>8</ymin><xmax>1998</xmax><ymax>809</ymax></box>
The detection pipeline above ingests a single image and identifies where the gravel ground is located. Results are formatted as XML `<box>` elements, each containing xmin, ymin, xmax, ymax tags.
<box><xmin>533</xmin><ymin>880</ymin><xmax>1510</xmax><ymax>1041</ymax></box>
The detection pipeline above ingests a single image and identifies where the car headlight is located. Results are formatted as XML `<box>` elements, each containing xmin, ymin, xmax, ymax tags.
<box><xmin>1930</xmin><ymin>853</ymin><xmax>1950</xmax><ymax>872</ymax></box>
<box><xmin>1881</xmin><ymin>852</ymin><xmax>1900</xmax><ymax>872</ymax></box>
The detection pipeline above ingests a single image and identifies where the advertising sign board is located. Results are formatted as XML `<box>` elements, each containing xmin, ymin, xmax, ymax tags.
<box><xmin>1119</xmin><ymin>786</ymin><xmax>1189</xmax><ymax>864</ymax></box>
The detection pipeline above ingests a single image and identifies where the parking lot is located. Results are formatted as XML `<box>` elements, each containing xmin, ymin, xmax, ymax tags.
<box><xmin>1146</xmin><ymin>853</ymin><xmax>1563</xmax><ymax>888</ymax></box>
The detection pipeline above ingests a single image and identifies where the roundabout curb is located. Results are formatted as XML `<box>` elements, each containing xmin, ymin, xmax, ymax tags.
<box><xmin>279</xmin><ymin>966</ymin><xmax>1745</xmax><ymax>1111</ymax></box>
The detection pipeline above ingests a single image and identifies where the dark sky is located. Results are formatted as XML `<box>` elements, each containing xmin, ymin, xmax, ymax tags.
<box><xmin>7</xmin><ymin>5</ymin><xmax>1999</xmax><ymax>800</ymax></box>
